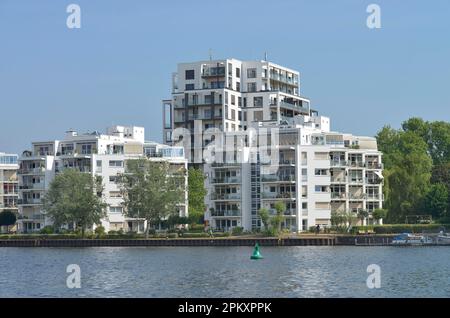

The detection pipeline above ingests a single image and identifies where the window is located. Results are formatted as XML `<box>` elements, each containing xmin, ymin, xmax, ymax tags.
<box><xmin>109</xmin><ymin>191</ymin><xmax>122</xmax><ymax>198</ymax></box>
<box><xmin>81</xmin><ymin>144</ymin><xmax>93</xmax><ymax>154</ymax></box>
<box><xmin>236</xmin><ymin>68</ymin><xmax>240</xmax><ymax>78</ymax></box>
<box><xmin>315</xmin><ymin>169</ymin><xmax>328</xmax><ymax>176</ymax></box>
<box><xmin>253</xmin><ymin>111</ymin><xmax>263</xmax><ymax>121</ymax></box>
<box><xmin>238</xmin><ymin>97</ymin><xmax>242</xmax><ymax>106</ymax></box>
<box><xmin>247</xmin><ymin>82</ymin><xmax>256</xmax><ymax>92</ymax></box>
<box><xmin>109</xmin><ymin>160</ymin><xmax>123</xmax><ymax>167</ymax></box>
<box><xmin>110</xmin><ymin>206</ymin><xmax>123</xmax><ymax>213</ymax></box>
<box><xmin>302</xmin><ymin>202</ymin><xmax>308</xmax><ymax>209</ymax></box>
<box><xmin>236</xmin><ymin>82</ymin><xmax>240</xmax><ymax>92</ymax></box>
<box><xmin>231</xmin><ymin>110</ymin><xmax>236</xmax><ymax>120</ymax></box>
<box><xmin>314</xmin><ymin>152</ymin><xmax>329</xmax><ymax>160</ymax></box>
<box><xmin>315</xmin><ymin>202</ymin><xmax>330</xmax><ymax>210</ymax></box>
<box><xmin>247</xmin><ymin>68</ymin><xmax>257</xmax><ymax>78</ymax></box>
<box><xmin>185</xmin><ymin>84</ymin><xmax>194</xmax><ymax>91</ymax></box>
<box><xmin>315</xmin><ymin>185</ymin><xmax>329</xmax><ymax>193</ymax></box>
<box><xmin>231</xmin><ymin>95</ymin><xmax>235</xmax><ymax>105</ymax></box>
<box><xmin>109</xmin><ymin>176</ymin><xmax>119</xmax><ymax>183</ymax></box>
<box><xmin>238</xmin><ymin>111</ymin><xmax>242</xmax><ymax>121</ymax></box>
<box><xmin>253</xmin><ymin>96</ymin><xmax>263</xmax><ymax>107</ymax></box>
<box><xmin>96</xmin><ymin>160</ymin><xmax>102</xmax><ymax>172</ymax></box>
<box><xmin>185</xmin><ymin>70</ymin><xmax>194</xmax><ymax>80</ymax></box>
<box><xmin>164</xmin><ymin>103</ymin><xmax>172</xmax><ymax>129</ymax></box>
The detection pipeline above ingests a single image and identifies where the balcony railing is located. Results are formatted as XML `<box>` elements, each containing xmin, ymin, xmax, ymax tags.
<box><xmin>211</xmin><ymin>210</ymin><xmax>241</xmax><ymax>217</ymax></box>
<box><xmin>330</xmin><ymin>160</ymin><xmax>347</xmax><ymax>167</ymax></box>
<box><xmin>348</xmin><ymin>161</ymin><xmax>364</xmax><ymax>168</ymax></box>
<box><xmin>331</xmin><ymin>192</ymin><xmax>347</xmax><ymax>199</ymax></box>
<box><xmin>18</xmin><ymin>198</ymin><xmax>42</xmax><ymax>205</ymax></box>
<box><xmin>18</xmin><ymin>167</ymin><xmax>45</xmax><ymax>175</ymax></box>
<box><xmin>202</xmin><ymin>67</ymin><xmax>225</xmax><ymax>77</ymax></box>
<box><xmin>365</xmin><ymin>162</ymin><xmax>383</xmax><ymax>169</ymax></box>
<box><xmin>261</xmin><ymin>175</ymin><xmax>295</xmax><ymax>182</ymax></box>
<box><xmin>211</xmin><ymin>177</ymin><xmax>241</xmax><ymax>184</ymax></box>
<box><xmin>349</xmin><ymin>193</ymin><xmax>366</xmax><ymax>200</ymax></box>
<box><xmin>210</xmin><ymin>193</ymin><xmax>241</xmax><ymax>200</ymax></box>
<box><xmin>278</xmin><ymin>101</ymin><xmax>309</xmax><ymax>114</ymax></box>
<box><xmin>330</xmin><ymin>177</ymin><xmax>346</xmax><ymax>183</ymax></box>
<box><xmin>261</xmin><ymin>192</ymin><xmax>296</xmax><ymax>200</ymax></box>
<box><xmin>19</xmin><ymin>183</ymin><xmax>45</xmax><ymax>190</ymax></box>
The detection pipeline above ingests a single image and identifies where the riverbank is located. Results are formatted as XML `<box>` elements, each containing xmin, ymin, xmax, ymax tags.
<box><xmin>0</xmin><ymin>234</ymin><xmax>395</xmax><ymax>247</ymax></box>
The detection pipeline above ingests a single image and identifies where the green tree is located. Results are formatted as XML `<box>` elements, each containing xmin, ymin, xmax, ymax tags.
<box><xmin>187</xmin><ymin>168</ymin><xmax>207</xmax><ymax>224</ymax></box>
<box><xmin>272</xmin><ymin>202</ymin><xmax>286</xmax><ymax>233</ymax></box>
<box><xmin>357</xmin><ymin>209</ymin><xmax>369</xmax><ymax>225</ymax></box>
<box><xmin>118</xmin><ymin>159</ymin><xmax>186</xmax><ymax>238</ymax></box>
<box><xmin>258</xmin><ymin>207</ymin><xmax>270</xmax><ymax>229</ymax></box>
<box><xmin>372</xmin><ymin>209</ymin><xmax>387</xmax><ymax>223</ymax></box>
<box><xmin>424</xmin><ymin>183</ymin><xmax>449</xmax><ymax>219</ymax></box>
<box><xmin>377</xmin><ymin>129</ymin><xmax>433</xmax><ymax>223</ymax></box>
<box><xmin>0</xmin><ymin>210</ymin><xmax>17</xmax><ymax>233</ymax></box>
<box><xmin>42</xmin><ymin>169</ymin><xmax>107</xmax><ymax>237</ymax></box>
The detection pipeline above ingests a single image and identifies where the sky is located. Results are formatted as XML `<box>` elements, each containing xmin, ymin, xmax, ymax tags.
<box><xmin>0</xmin><ymin>0</ymin><xmax>449</xmax><ymax>154</ymax></box>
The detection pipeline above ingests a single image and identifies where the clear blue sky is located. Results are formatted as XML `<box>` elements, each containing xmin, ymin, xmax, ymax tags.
<box><xmin>1</xmin><ymin>0</ymin><xmax>449</xmax><ymax>154</ymax></box>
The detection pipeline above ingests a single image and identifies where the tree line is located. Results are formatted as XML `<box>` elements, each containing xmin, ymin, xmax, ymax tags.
<box><xmin>377</xmin><ymin>117</ymin><xmax>450</xmax><ymax>223</ymax></box>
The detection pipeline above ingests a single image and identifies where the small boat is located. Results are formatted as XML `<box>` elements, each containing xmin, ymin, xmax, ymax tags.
<box><xmin>391</xmin><ymin>233</ymin><xmax>433</xmax><ymax>246</ymax></box>
<box><xmin>437</xmin><ymin>232</ymin><xmax>450</xmax><ymax>244</ymax></box>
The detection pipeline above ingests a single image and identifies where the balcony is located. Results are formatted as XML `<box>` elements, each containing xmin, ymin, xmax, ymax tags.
<box><xmin>365</xmin><ymin>162</ymin><xmax>383</xmax><ymax>169</ymax></box>
<box><xmin>331</xmin><ymin>192</ymin><xmax>347</xmax><ymax>200</ymax></box>
<box><xmin>211</xmin><ymin>210</ymin><xmax>241</xmax><ymax>217</ymax></box>
<box><xmin>348</xmin><ymin>178</ymin><xmax>364</xmax><ymax>184</ymax></box>
<box><xmin>211</xmin><ymin>176</ymin><xmax>241</xmax><ymax>184</ymax></box>
<box><xmin>276</xmin><ymin>101</ymin><xmax>309</xmax><ymax>114</ymax></box>
<box><xmin>210</xmin><ymin>193</ymin><xmax>241</xmax><ymax>201</ymax></box>
<box><xmin>18</xmin><ymin>198</ymin><xmax>42</xmax><ymax>205</ymax></box>
<box><xmin>366</xmin><ymin>178</ymin><xmax>383</xmax><ymax>184</ymax></box>
<box><xmin>261</xmin><ymin>174</ymin><xmax>295</xmax><ymax>183</ymax></box>
<box><xmin>202</xmin><ymin>67</ymin><xmax>225</xmax><ymax>77</ymax></box>
<box><xmin>270</xmin><ymin>73</ymin><xmax>298</xmax><ymax>86</ymax></box>
<box><xmin>330</xmin><ymin>176</ymin><xmax>346</xmax><ymax>183</ymax></box>
<box><xmin>348</xmin><ymin>161</ymin><xmax>364</xmax><ymax>168</ymax></box>
<box><xmin>19</xmin><ymin>183</ymin><xmax>45</xmax><ymax>191</ymax></box>
<box><xmin>18</xmin><ymin>167</ymin><xmax>45</xmax><ymax>175</ymax></box>
<box><xmin>330</xmin><ymin>160</ymin><xmax>347</xmax><ymax>167</ymax></box>
<box><xmin>349</xmin><ymin>193</ymin><xmax>366</xmax><ymax>200</ymax></box>
<box><xmin>261</xmin><ymin>192</ymin><xmax>296</xmax><ymax>200</ymax></box>
<box><xmin>366</xmin><ymin>194</ymin><xmax>383</xmax><ymax>200</ymax></box>
<box><xmin>211</xmin><ymin>162</ymin><xmax>241</xmax><ymax>168</ymax></box>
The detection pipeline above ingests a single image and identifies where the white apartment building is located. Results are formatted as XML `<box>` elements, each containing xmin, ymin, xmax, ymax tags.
<box><xmin>17</xmin><ymin>126</ymin><xmax>188</xmax><ymax>233</ymax></box>
<box><xmin>0</xmin><ymin>153</ymin><xmax>19</xmax><ymax>215</ymax></box>
<box><xmin>162</xmin><ymin>58</ymin><xmax>311</xmax><ymax>160</ymax></box>
<box><xmin>162</xmin><ymin>57</ymin><xmax>383</xmax><ymax>232</ymax></box>
<box><xmin>203</xmin><ymin>115</ymin><xmax>383</xmax><ymax>232</ymax></box>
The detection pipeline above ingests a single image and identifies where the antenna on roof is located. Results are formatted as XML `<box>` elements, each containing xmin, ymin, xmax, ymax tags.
<box><xmin>264</xmin><ymin>52</ymin><xmax>268</xmax><ymax>61</ymax></box>
<box><xmin>209</xmin><ymin>48</ymin><xmax>212</xmax><ymax>61</ymax></box>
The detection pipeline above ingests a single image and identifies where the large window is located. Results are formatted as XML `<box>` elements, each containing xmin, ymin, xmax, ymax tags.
<box><xmin>253</xmin><ymin>96</ymin><xmax>263</xmax><ymax>107</ymax></box>
<box><xmin>247</xmin><ymin>68</ymin><xmax>256</xmax><ymax>78</ymax></box>
<box><xmin>185</xmin><ymin>84</ymin><xmax>194</xmax><ymax>91</ymax></box>
<box><xmin>164</xmin><ymin>103</ymin><xmax>172</xmax><ymax>129</ymax></box>
<box><xmin>185</xmin><ymin>70</ymin><xmax>194</xmax><ymax>80</ymax></box>
<box><xmin>247</xmin><ymin>82</ymin><xmax>256</xmax><ymax>92</ymax></box>
<box><xmin>109</xmin><ymin>160</ymin><xmax>123</xmax><ymax>167</ymax></box>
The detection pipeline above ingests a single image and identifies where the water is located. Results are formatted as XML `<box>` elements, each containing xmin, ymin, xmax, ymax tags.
<box><xmin>0</xmin><ymin>246</ymin><xmax>449</xmax><ymax>298</ymax></box>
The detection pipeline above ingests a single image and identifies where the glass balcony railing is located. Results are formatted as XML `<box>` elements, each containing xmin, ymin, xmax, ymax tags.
<box><xmin>211</xmin><ymin>210</ymin><xmax>241</xmax><ymax>217</ymax></box>
<box><xmin>210</xmin><ymin>193</ymin><xmax>241</xmax><ymax>200</ymax></box>
<box><xmin>211</xmin><ymin>177</ymin><xmax>241</xmax><ymax>184</ymax></box>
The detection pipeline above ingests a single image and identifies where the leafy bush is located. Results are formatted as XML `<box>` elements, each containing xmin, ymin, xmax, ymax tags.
<box><xmin>39</xmin><ymin>226</ymin><xmax>54</xmax><ymax>234</ymax></box>
<box><xmin>231</xmin><ymin>227</ymin><xmax>244</xmax><ymax>236</ymax></box>
<box><xmin>94</xmin><ymin>226</ymin><xmax>105</xmax><ymax>236</ymax></box>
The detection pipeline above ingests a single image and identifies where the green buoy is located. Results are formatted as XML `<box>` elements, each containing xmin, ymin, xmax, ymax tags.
<box><xmin>250</xmin><ymin>243</ymin><xmax>263</xmax><ymax>260</ymax></box>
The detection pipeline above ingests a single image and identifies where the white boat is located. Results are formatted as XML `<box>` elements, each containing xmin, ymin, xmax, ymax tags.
<box><xmin>437</xmin><ymin>232</ymin><xmax>450</xmax><ymax>244</ymax></box>
<box><xmin>391</xmin><ymin>233</ymin><xmax>434</xmax><ymax>246</ymax></box>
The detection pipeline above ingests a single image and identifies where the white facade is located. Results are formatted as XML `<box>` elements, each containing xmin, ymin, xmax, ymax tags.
<box><xmin>162</xmin><ymin>57</ymin><xmax>384</xmax><ymax>233</ymax></box>
<box><xmin>0</xmin><ymin>153</ymin><xmax>19</xmax><ymax>215</ymax></box>
<box><xmin>162</xmin><ymin>58</ymin><xmax>311</xmax><ymax>160</ymax></box>
<box><xmin>204</xmin><ymin>116</ymin><xmax>384</xmax><ymax>232</ymax></box>
<box><xmin>17</xmin><ymin>126</ymin><xmax>188</xmax><ymax>233</ymax></box>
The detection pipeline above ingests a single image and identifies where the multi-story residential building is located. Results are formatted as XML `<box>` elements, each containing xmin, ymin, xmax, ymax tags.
<box><xmin>0</xmin><ymin>153</ymin><xmax>19</xmax><ymax>216</ymax></box>
<box><xmin>162</xmin><ymin>58</ymin><xmax>311</xmax><ymax>160</ymax></box>
<box><xmin>162</xmin><ymin>57</ymin><xmax>383</xmax><ymax>232</ymax></box>
<box><xmin>203</xmin><ymin>115</ymin><xmax>384</xmax><ymax>232</ymax></box>
<box><xmin>17</xmin><ymin>126</ymin><xmax>188</xmax><ymax>233</ymax></box>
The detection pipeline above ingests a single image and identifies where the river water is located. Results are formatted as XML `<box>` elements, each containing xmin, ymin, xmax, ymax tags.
<box><xmin>0</xmin><ymin>246</ymin><xmax>449</xmax><ymax>298</ymax></box>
